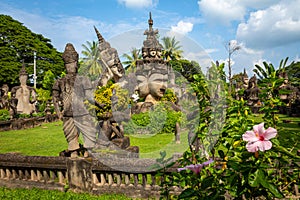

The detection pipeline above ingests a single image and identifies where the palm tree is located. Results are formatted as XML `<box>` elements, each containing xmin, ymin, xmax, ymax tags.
<box><xmin>79</xmin><ymin>41</ymin><xmax>102</xmax><ymax>80</ymax></box>
<box><xmin>122</xmin><ymin>48</ymin><xmax>142</xmax><ymax>73</ymax></box>
<box><xmin>254</xmin><ymin>57</ymin><xmax>289</xmax><ymax>80</ymax></box>
<box><xmin>161</xmin><ymin>36</ymin><xmax>183</xmax><ymax>61</ymax></box>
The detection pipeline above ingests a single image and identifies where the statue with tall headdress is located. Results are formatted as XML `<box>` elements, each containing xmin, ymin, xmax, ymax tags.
<box><xmin>11</xmin><ymin>61</ymin><xmax>36</xmax><ymax>115</ymax></box>
<box><xmin>53</xmin><ymin>43</ymin><xmax>99</xmax><ymax>158</ymax></box>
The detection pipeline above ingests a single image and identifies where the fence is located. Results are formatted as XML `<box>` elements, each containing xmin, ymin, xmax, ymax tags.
<box><xmin>0</xmin><ymin>153</ymin><xmax>181</xmax><ymax>199</ymax></box>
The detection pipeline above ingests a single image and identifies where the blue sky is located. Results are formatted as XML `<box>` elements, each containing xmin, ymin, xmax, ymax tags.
<box><xmin>1</xmin><ymin>0</ymin><xmax>300</xmax><ymax>76</ymax></box>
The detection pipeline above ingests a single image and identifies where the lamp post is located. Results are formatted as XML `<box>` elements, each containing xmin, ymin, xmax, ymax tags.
<box><xmin>33</xmin><ymin>51</ymin><xmax>37</xmax><ymax>88</ymax></box>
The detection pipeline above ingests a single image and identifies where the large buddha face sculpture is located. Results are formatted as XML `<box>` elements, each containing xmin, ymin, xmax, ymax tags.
<box><xmin>136</xmin><ymin>62</ymin><xmax>168</xmax><ymax>100</ymax></box>
<box><xmin>148</xmin><ymin>70</ymin><xmax>167</xmax><ymax>98</ymax></box>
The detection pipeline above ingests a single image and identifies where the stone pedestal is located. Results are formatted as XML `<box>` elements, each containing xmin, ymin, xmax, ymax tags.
<box><xmin>67</xmin><ymin>158</ymin><xmax>93</xmax><ymax>192</ymax></box>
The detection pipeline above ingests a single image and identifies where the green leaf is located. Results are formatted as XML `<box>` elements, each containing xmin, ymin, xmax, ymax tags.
<box><xmin>248</xmin><ymin>169</ymin><xmax>261</xmax><ymax>187</ymax></box>
<box><xmin>218</xmin><ymin>150</ymin><xmax>225</xmax><ymax>159</ymax></box>
<box><xmin>260</xmin><ymin>179</ymin><xmax>284</xmax><ymax>198</ymax></box>
<box><xmin>201</xmin><ymin>176</ymin><xmax>214</xmax><ymax>189</ymax></box>
<box><xmin>178</xmin><ymin>188</ymin><xmax>197</xmax><ymax>199</ymax></box>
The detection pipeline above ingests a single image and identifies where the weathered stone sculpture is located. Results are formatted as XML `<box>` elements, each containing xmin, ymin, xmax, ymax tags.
<box><xmin>133</xmin><ymin>13</ymin><xmax>168</xmax><ymax>113</ymax></box>
<box><xmin>11</xmin><ymin>62</ymin><xmax>36</xmax><ymax>115</ymax></box>
<box><xmin>278</xmin><ymin>71</ymin><xmax>295</xmax><ymax>105</ymax></box>
<box><xmin>0</xmin><ymin>84</ymin><xmax>10</xmax><ymax>110</ymax></box>
<box><xmin>93</xmin><ymin>27</ymin><xmax>138</xmax><ymax>153</ymax></box>
<box><xmin>94</xmin><ymin>26</ymin><xmax>124</xmax><ymax>87</ymax></box>
<box><xmin>53</xmin><ymin>43</ymin><xmax>98</xmax><ymax>158</ymax></box>
<box><xmin>244</xmin><ymin>74</ymin><xmax>260</xmax><ymax>107</ymax></box>
<box><xmin>242</xmin><ymin>69</ymin><xmax>249</xmax><ymax>90</ymax></box>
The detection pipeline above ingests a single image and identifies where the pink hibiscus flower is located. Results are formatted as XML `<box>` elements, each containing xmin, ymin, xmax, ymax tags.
<box><xmin>177</xmin><ymin>159</ymin><xmax>214</xmax><ymax>174</ymax></box>
<box><xmin>242</xmin><ymin>122</ymin><xmax>277</xmax><ymax>152</ymax></box>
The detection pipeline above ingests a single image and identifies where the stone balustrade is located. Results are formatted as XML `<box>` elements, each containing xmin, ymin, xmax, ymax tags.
<box><xmin>0</xmin><ymin>153</ymin><xmax>181</xmax><ymax>198</ymax></box>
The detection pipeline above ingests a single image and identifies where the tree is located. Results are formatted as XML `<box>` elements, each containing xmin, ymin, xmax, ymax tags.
<box><xmin>0</xmin><ymin>15</ymin><xmax>64</xmax><ymax>88</ymax></box>
<box><xmin>42</xmin><ymin>70</ymin><xmax>56</xmax><ymax>91</ymax></box>
<box><xmin>161</xmin><ymin>36</ymin><xmax>183</xmax><ymax>61</ymax></box>
<box><xmin>285</xmin><ymin>60</ymin><xmax>300</xmax><ymax>87</ymax></box>
<box><xmin>122</xmin><ymin>48</ymin><xmax>142</xmax><ymax>73</ymax></box>
<box><xmin>225</xmin><ymin>40</ymin><xmax>241</xmax><ymax>93</ymax></box>
<box><xmin>79</xmin><ymin>40</ymin><xmax>102</xmax><ymax>80</ymax></box>
<box><xmin>254</xmin><ymin>57</ymin><xmax>288</xmax><ymax>81</ymax></box>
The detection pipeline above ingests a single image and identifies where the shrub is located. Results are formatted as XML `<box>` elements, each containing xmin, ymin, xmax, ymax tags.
<box><xmin>124</xmin><ymin>103</ymin><xmax>183</xmax><ymax>135</ymax></box>
<box><xmin>0</xmin><ymin>109</ymin><xmax>10</xmax><ymax>121</ymax></box>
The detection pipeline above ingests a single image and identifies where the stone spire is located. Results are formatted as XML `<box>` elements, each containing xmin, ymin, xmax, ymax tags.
<box><xmin>243</xmin><ymin>68</ymin><xmax>248</xmax><ymax>78</ymax></box>
<box><xmin>94</xmin><ymin>26</ymin><xmax>104</xmax><ymax>43</ymax></box>
<box><xmin>19</xmin><ymin>60</ymin><xmax>28</xmax><ymax>76</ymax></box>
<box><xmin>142</xmin><ymin>12</ymin><xmax>163</xmax><ymax>60</ymax></box>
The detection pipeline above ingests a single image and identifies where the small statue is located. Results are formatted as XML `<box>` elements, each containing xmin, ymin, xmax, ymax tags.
<box><xmin>53</xmin><ymin>43</ymin><xmax>98</xmax><ymax>158</ymax></box>
<box><xmin>242</xmin><ymin>69</ymin><xmax>249</xmax><ymax>90</ymax></box>
<box><xmin>278</xmin><ymin>71</ymin><xmax>295</xmax><ymax>105</ymax></box>
<box><xmin>0</xmin><ymin>84</ymin><xmax>10</xmax><ymax>110</ymax></box>
<box><xmin>11</xmin><ymin>62</ymin><xmax>37</xmax><ymax>115</ymax></box>
<box><xmin>244</xmin><ymin>74</ymin><xmax>260</xmax><ymax>106</ymax></box>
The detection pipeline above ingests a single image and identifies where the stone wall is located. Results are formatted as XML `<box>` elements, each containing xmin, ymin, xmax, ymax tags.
<box><xmin>0</xmin><ymin>114</ymin><xmax>58</xmax><ymax>132</ymax></box>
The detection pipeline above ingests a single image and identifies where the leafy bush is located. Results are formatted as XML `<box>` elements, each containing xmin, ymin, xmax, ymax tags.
<box><xmin>0</xmin><ymin>109</ymin><xmax>10</xmax><ymax>121</ymax></box>
<box><xmin>124</xmin><ymin>103</ymin><xmax>183</xmax><ymax>135</ymax></box>
<box><xmin>36</xmin><ymin>88</ymin><xmax>51</xmax><ymax>112</ymax></box>
<box><xmin>161</xmin><ymin>61</ymin><xmax>300</xmax><ymax>199</ymax></box>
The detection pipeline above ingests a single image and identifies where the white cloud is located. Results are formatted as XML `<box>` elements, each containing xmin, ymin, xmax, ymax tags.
<box><xmin>205</xmin><ymin>48</ymin><xmax>219</xmax><ymax>54</ymax></box>
<box><xmin>198</xmin><ymin>0</ymin><xmax>245</xmax><ymax>25</ymax></box>
<box><xmin>117</xmin><ymin>0</ymin><xmax>157</xmax><ymax>9</ymax></box>
<box><xmin>0</xmin><ymin>2</ymin><xmax>147</xmax><ymax>56</ymax></box>
<box><xmin>239</xmin><ymin>0</ymin><xmax>281</xmax><ymax>9</ymax></box>
<box><xmin>170</xmin><ymin>21</ymin><xmax>194</xmax><ymax>35</ymax></box>
<box><xmin>236</xmin><ymin>0</ymin><xmax>300</xmax><ymax>49</ymax></box>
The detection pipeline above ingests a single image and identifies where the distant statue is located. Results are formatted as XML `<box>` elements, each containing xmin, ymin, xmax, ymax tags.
<box><xmin>244</xmin><ymin>74</ymin><xmax>260</xmax><ymax>106</ymax></box>
<box><xmin>278</xmin><ymin>71</ymin><xmax>297</xmax><ymax>106</ymax></box>
<box><xmin>11</xmin><ymin>62</ymin><xmax>37</xmax><ymax>115</ymax></box>
<box><xmin>0</xmin><ymin>84</ymin><xmax>10</xmax><ymax>110</ymax></box>
<box><xmin>53</xmin><ymin>43</ymin><xmax>98</xmax><ymax>158</ymax></box>
<box><xmin>242</xmin><ymin>69</ymin><xmax>249</xmax><ymax>90</ymax></box>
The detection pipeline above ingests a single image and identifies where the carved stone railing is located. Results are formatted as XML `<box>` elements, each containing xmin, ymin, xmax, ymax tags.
<box><xmin>0</xmin><ymin>153</ymin><xmax>181</xmax><ymax>198</ymax></box>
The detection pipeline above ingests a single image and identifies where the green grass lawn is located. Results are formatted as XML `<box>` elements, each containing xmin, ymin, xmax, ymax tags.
<box><xmin>0</xmin><ymin>121</ymin><xmax>67</xmax><ymax>156</ymax></box>
<box><xmin>0</xmin><ymin>120</ymin><xmax>189</xmax><ymax>158</ymax></box>
<box><xmin>0</xmin><ymin>187</ymin><xmax>133</xmax><ymax>200</ymax></box>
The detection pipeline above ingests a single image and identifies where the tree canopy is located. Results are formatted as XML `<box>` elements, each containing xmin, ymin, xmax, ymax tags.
<box><xmin>0</xmin><ymin>15</ymin><xmax>64</xmax><ymax>88</ymax></box>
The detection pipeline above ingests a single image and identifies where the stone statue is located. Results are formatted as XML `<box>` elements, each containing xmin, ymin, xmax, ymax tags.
<box><xmin>244</xmin><ymin>74</ymin><xmax>260</xmax><ymax>106</ymax></box>
<box><xmin>133</xmin><ymin>13</ymin><xmax>168</xmax><ymax>113</ymax></box>
<box><xmin>92</xmin><ymin>27</ymin><xmax>139</xmax><ymax>153</ymax></box>
<box><xmin>242</xmin><ymin>69</ymin><xmax>249</xmax><ymax>90</ymax></box>
<box><xmin>53</xmin><ymin>43</ymin><xmax>98</xmax><ymax>158</ymax></box>
<box><xmin>11</xmin><ymin>62</ymin><xmax>36</xmax><ymax>115</ymax></box>
<box><xmin>278</xmin><ymin>71</ymin><xmax>295</xmax><ymax>105</ymax></box>
<box><xmin>94</xmin><ymin>26</ymin><xmax>124</xmax><ymax>87</ymax></box>
<box><xmin>0</xmin><ymin>84</ymin><xmax>10</xmax><ymax>110</ymax></box>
